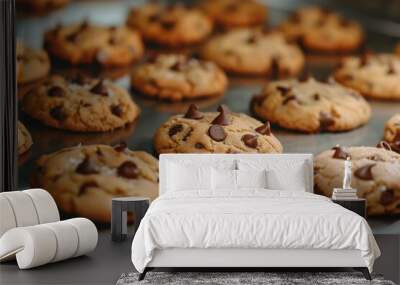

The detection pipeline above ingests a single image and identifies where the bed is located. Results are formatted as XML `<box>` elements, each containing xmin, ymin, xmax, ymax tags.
<box><xmin>131</xmin><ymin>154</ymin><xmax>380</xmax><ymax>281</ymax></box>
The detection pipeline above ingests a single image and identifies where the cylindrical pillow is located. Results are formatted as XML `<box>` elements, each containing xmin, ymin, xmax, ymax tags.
<box><xmin>0</xmin><ymin>218</ymin><xmax>98</xmax><ymax>269</ymax></box>
<box><xmin>0</xmin><ymin>196</ymin><xmax>17</xmax><ymax>237</ymax></box>
<box><xmin>65</xmin><ymin>218</ymin><xmax>98</xmax><ymax>257</ymax></box>
<box><xmin>1</xmin><ymin>192</ymin><xmax>39</xmax><ymax>227</ymax></box>
<box><xmin>0</xmin><ymin>189</ymin><xmax>60</xmax><ymax>239</ymax></box>
<box><xmin>23</xmin><ymin>189</ymin><xmax>60</xmax><ymax>224</ymax></box>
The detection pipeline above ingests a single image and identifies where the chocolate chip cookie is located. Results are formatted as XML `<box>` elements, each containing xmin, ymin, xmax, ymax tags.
<box><xmin>33</xmin><ymin>144</ymin><xmax>159</xmax><ymax>223</ymax></box>
<box><xmin>251</xmin><ymin>77</ymin><xmax>371</xmax><ymax>133</ymax></box>
<box><xmin>131</xmin><ymin>54</ymin><xmax>228</xmax><ymax>101</ymax></box>
<box><xmin>334</xmin><ymin>53</ymin><xmax>400</xmax><ymax>100</ymax></box>
<box><xmin>18</xmin><ymin>121</ymin><xmax>33</xmax><ymax>155</ymax></box>
<box><xmin>17</xmin><ymin>42</ymin><xmax>50</xmax><ymax>85</ymax></box>
<box><xmin>154</xmin><ymin>104</ymin><xmax>283</xmax><ymax>154</ymax></box>
<box><xmin>22</xmin><ymin>75</ymin><xmax>140</xmax><ymax>132</ymax></box>
<box><xmin>127</xmin><ymin>3</ymin><xmax>213</xmax><ymax>47</ymax></box>
<box><xmin>314</xmin><ymin>146</ymin><xmax>400</xmax><ymax>216</ymax></box>
<box><xmin>279</xmin><ymin>6</ymin><xmax>364</xmax><ymax>53</ymax></box>
<box><xmin>383</xmin><ymin>113</ymin><xmax>400</xmax><ymax>153</ymax></box>
<box><xmin>16</xmin><ymin>0</ymin><xmax>69</xmax><ymax>12</ymax></box>
<box><xmin>44</xmin><ymin>21</ymin><xmax>144</xmax><ymax>67</ymax></box>
<box><xmin>201</xmin><ymin>29</ymin><xmax>304</xmax><ymax>76</ymax></box>
<box><xmin>199</xmin><ymin>0</ymin><xmax>267</xmax><ymax>28</ymax></box>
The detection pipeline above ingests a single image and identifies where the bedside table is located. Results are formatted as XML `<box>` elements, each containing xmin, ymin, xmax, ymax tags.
<box><xmin>111</xmin><ymin>197</ymin><xmax>150</xmax><ymax>242</ymax></box>
<box><xmin>332</xmin><ymin>198</ymin><xmax>366</xmax><ymax>218</ymax></box>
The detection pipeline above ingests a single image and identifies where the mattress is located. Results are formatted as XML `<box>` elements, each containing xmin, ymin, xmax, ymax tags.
<box><xmin>131</xmin><ymin>190</ymin><xmax>380</xmax><ymax>273</ymax></box>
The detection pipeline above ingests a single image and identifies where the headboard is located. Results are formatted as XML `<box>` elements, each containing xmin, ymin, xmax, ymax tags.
<box><xmin>159</xmin><ymin>154</ymin><xmax>314</xmax><ymax>195</ymax></box>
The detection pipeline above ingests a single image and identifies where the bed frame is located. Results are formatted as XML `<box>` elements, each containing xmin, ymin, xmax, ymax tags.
<box><xmin>139</xmin><ymin>154</ymin><xmax>371</xmax><ymax>281</ymax></box>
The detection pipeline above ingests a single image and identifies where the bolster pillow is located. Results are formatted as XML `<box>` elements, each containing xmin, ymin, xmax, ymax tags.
<box><xmin>0</xmin><ymin>189</ymin><xmax>60</xmax><ymax>237</ymax></box>
<box><xmin>0</xmin><ymin>218</ymin><xmax>98</xmax><ymax>269</ymax></box>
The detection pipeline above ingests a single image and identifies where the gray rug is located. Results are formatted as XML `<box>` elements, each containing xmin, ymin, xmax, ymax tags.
<box><xmin>117</xmin><ymin>272</ymin><xmax>395</xmax><ymax>285</ymax></box>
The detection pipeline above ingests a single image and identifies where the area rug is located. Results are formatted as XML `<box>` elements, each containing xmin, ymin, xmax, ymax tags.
<box><xmin>116</xmin><ymin>272</ymin><xmax>395</xmax><ymax>285</ymax></box>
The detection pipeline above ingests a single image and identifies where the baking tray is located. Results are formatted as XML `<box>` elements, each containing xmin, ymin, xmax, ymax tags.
<box><xmin>15</xmin><ymin>0</ymin><xmax>400</xmax><ymax>231</ymax></box>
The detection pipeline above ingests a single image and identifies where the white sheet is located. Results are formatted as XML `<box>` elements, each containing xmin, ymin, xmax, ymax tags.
<box><xmin>131</xmin><ymin>190</ymin><xmax>380</xmax><ymax>273</ymax></box>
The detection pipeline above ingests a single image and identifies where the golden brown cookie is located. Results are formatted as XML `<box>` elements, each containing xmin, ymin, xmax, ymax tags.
<box><xmin>383</xmin><ymin>114</ymin><xmax>400</xmax><ymax>153</ymax></box>
<box><xmin>17</xmin><ymin>121</ymin><xmax>33</xmax><ymax>155</ymax></box>
<box><xmin>334</xmin><ymin>53</ymin><xmax>400</xmax><ymax>100</ymax></box>
<box><xmin>201</xmin><ymin>28</ymin><xmax>304</xmax><ymax>76</ymax></box>
<box><xmin>279</xmin><ymin>6</ymin><xmax>364</xmax><ymax>53</ymax></box>
<box><xmin>44</xmin><ymin>21</ymin><xmax>144</xmax><ymax>67</ymax></box>
<box><xmin>251</xmin><ymin>77</ymin><xmax>371</xmax><ymax>133</ymax></box>
<box><xmin>154</xmin><ymin>104</ymin><xmax>283</xmax><ymax>154</ymax></box>
<box><xmin>17</xmin><ymin>42</ymin><xmax>50</xmax><ymax>85</ymax></box>
<box><xmin>199</xmin><ymin>0</ymin><xmax>267</xmax><ymax>28</ymax></box>
<box><xmin>22</xmin><ymin>75</ymin><xmax>140</xmax><ymax>132</ymax></box>
<box><xmin>131</xmin><ymin>54</ymin><xmax>228</xmax><ymax>101</ymax></box>
<box><xmin>314</xmin><ymin>146</ymin><xmax>400</xmax><ymax>216</ymax></box>
<box><xmin>34</xmin><ymin>144</ymin><xmax>159</xmax><ymax>223</ymax></box>
<box><xmin>127</xmin><ymin>3</ymin><xmax>213</xmax><ymax>47</ymax></box>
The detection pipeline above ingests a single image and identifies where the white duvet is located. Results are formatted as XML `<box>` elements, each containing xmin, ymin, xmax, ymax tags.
<box><xmin>131</xmin><ymin>190</ymin><xmax>380</xmax><ymax>273</ymax></box>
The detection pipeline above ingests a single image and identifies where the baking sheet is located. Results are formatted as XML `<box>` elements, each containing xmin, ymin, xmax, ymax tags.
<box><xmin>16</xmin><ymin>0</ymin><xmax>400</xmax><ymax>231</ymax></box>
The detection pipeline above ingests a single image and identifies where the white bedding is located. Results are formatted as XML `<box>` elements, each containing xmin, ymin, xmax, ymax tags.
<box><xmin>131</xmin><ymin>190</ymin><xmax>380</xmax><ymax>273</ymax></box>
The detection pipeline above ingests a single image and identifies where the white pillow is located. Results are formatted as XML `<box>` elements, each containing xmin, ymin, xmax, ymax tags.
<box><xmin>237</xmin><ymin>159</ymin><xmax>307</xmax><ymax>191</ymax></box>
<box><xmin>212</xmin><ymin>168</ymin><xmax>237</xmax><ymax>190</ymax></box>
<box><xmin>168</xmin><ymin>163</ymin><xmax>212</xmax><ymax>191</ymax></box>
<box><xmin>236</xmin><ymin>169</ymin><xmax>267</xmax><ymax>189</ymax></box>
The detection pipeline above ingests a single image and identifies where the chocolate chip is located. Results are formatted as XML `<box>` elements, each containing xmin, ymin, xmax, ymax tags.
<box><xmin>170</xmin><ymin>61</ymin><xmax>185</xmax><ymax>72</ymax></box>
<box><xmin>117</xmin><ymin>161</ymin><xmax>139</xmax><ymax>179</ymax></box>
<box><xmin>242</xmin><ymin>134</ymin><xmax>258</xmax><ymax>148</ymax></box>
<box><xmin>376</xmin><ymin>141</ymin><xmax>392</xmax><ymax>151</ymax></box>
<box><xmin>108</xmin><ymin>37</ymin><xmax>117</xmax><ymax>45</ymax></box>
<box><xmin>217</xmin><ymin>104</ymin><xmax>230</xmax><ymax>113</ymax></box>
<box><xmin>282</xmin><ymin>95</ymin><xmax>297</xmax><ymax>105</ymax></box>
<box><xmin>48</xmin><ymin>86</ymin><xmax>64</xmax><ymax>97</ymax></box>
<box><xmin>169</xmin><ymin>124</ymin><xmax>183</xmax><ymax>137</ymax></box>
<box><xmin>276</xmin><ymin>86</ymin><xmax>291</xmax><ymax>96</ymax></box>
<box><xmin>184</xmin><ymin>104</ymin><xmax>204</xmax><ymax>120</ymax></box>
<box><xmin>246</xmin><ymin>35</ymin><xmax>257</xmax><ymax>44</ymax></box>
<box><xmin>360</xmin><ymin>53</ymin><xmax>369</xmax><ymax>67</ymax></box>
<box><xmin>387</xmin><ymin>64</ymin><xmax>396</xmax><ymax>75</ymax></box>
<box><xmin>319</xmin><ymin>112</ymin><xmax>335</xmax><ymax>130</ymax></box>
<box><xmin>289</xmin><ymin>12</ymin><xmax>301</xmax><ymax>23</ymax></box>
<box><xmin>255</xmin><ymin>121</ymin><xmax>271</xmax><ymax>136</ymax></box>
<box><xmin>270</xmin><ymin>58</ymin><xmax>280</xmax><ymax>78</ymax></box>
<box><xmin>114</xmin><ymin>142</ymin><xmax>127</xmax><ymax>152</ymax></box>
<box><xmin>148</xmin><ymin>13</ymin><xmax>161</xmax><ymax>22</ymax></box>
<box><xmin>380</xmin><ymin>189</ymin><xmax>395</xmax><ymax>206</ymax></box>
<box><xmin>340</xmin><ymin>18</ymin><xmax>351</xmax><ymax>27</ymax></box>
<box><xmin>161</xmin><ymin>19</ymin><xmax>175</xmax><ymax>30</ymax></box>
<box><xmin>78</xmin><ymin>181</ymin><xmax>98</xmax><ymax>196</ymax></box>
<box><xmin>70</xmin><ymin>73</ymin><xmax>90</xmax><ymax>85</ymax></box>
<box><xmin>299</xmin><ymin>72</ymin><xmax>311</xmax><ymax>82</ymax></box>
<box><xmin>66</xmin><ymin>32</ymin><xmax>79</xmax><ymax>43</ymax></box>
<box><xmin>390</xmin><ymin>141</ymin><xmax>400</xmax><ymax>153</ymax></box>
<box><xmin>313</xmin><ymin>93</ymin><xmax>320</xmax><ymax>100</ymax></box>
<box><xmin>111</xmin><ymin>105</ymin><xmax>123</xmax><ymax>117</ymax></box>
<box><xmin>211</xmin><ymin>107</ymin><xmax>231</xmax><ymax>126</ymax></box>
<box><xmin>332</xmin><ymin>146</ymin><xmax>350</xmax><ymax>160</ymax></box>
<box><xmin>90</xmin><ymin>79</ymin><xmax>108</xmax><ymax>96</ymax></box>
<box><xmin>208</xmin><ymin>125</ymin><xmax>226</xmax><ymax>142</ymax></box>
<box><xmin>251</xmin><ymin>95</ymin><xmax>265</xmax><ymax>107</ymax></box>
<box><xmin>195</xmin><ymin>142</ymin><xmax>205</xmax><ymax>149</ymax></box>
<box><xmin>76</xmin><ymin>157</ymin><xmax>98</xmax><ymax>175</ymax></box>
<box><xmin>354</xmin><ymin>164</ymin><xmax>375</xmax><ymax>180</ymax></box>
<box><xmin>50</xmin><ymin>106</ymin><xmax>67</xmax><ymax>121</ymax></box>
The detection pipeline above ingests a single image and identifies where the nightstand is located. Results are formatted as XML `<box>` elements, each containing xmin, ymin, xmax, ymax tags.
<box><xmin>111</xmin><ymin>197</ymin><xmax>150</xmax><ymax>242</ymax></box>
<box><xmin>332</xmin><ymin>198</ymin><xmax>366</xmax><ymax>218</ymax></box>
